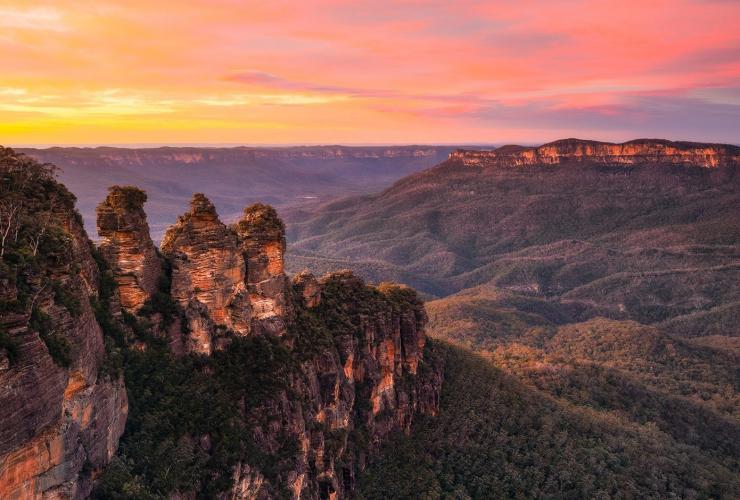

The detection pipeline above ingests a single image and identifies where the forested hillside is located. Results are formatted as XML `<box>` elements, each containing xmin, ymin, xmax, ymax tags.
<box><xmin>359</xmin><ymin>342</ymin><xmax>740</xmax><ymax>498</ymax></box>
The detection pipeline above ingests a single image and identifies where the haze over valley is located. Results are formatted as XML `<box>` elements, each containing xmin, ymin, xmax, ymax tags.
<box><xmin>20</xmin><ymin>146</ymin><xmax>459</xmax><ymax>241</ymax></box>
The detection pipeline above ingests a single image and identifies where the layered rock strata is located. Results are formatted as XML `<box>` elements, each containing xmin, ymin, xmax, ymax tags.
<box><xmin>161</xmin><ymin>194</ymin><xmax>250</xmax><ymax>354</ymax></box>
<box><xmin>0</xmin><ymin>150</ymin><xmax>127</xmax><ymax>498</ymax></box>
<box><xmin>96</xmin><ymin>186</ymin><xmax>161</xmax><ymax>312</ymax></box>
<box><xmin>156</xmin><ymin>197</ymin><xmax>292</xmax><ymax>353</ymax></box>
<box><xmin>235</xmin><ymin>203</ymin><xmax>291</xmax><ymax>336</ymax></box>
<box><xmin>450</xmin><ymin>138</ymin><xmax>740</xmax><ymax>168</ymax></box>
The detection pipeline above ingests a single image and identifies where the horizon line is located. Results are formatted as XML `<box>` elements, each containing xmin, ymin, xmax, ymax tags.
<box><xmin>8</xmin><ymin>138</ymin><xmax>740</xmax><ymax>150</ymax></box>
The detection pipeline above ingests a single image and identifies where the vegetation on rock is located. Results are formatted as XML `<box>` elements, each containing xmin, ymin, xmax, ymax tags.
<box><xmin>359</xmin><ymin>342</ymin><xmax>740</xmax><ymax>499</ymax></box>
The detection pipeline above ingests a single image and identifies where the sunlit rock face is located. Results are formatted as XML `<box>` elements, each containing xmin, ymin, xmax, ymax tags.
<box><xmin>235</xmin><ymin>203</ymin><xmax>290</xmax><ymax>336</ymax></box>
<box><xmin>161</xmin><ymin>194</ymin><xmax>251</xmax><ymax>354</ymax></box>
<box><xmin>449</xmin><ymin>138</ymin><xmax>740</xmax><ymax>168</ymax></box>
<box><xmin>96</xmin><ymin>186</ymin><xmax>162</xmax><ymax>312</ymax></box>
<box><xmin>0</xmin><ymin>186</ymin><xmax>127</xmax><ymax>499</ymax></box>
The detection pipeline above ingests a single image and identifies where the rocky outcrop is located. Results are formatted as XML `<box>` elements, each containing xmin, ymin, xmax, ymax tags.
<box><xmin>0</xmin><ymin>149</ymin><xmax>127</xmax><ymax>499</ymax></box>
<box><xmin>236</xmin><ymin>271</ymin><xmax>442</xmax><ymax>498</ymax></box>
<box><xmin>96</xmin><ymin>186</ymin><xmax>161</xmax><ymax>312</ymax></box>
<box><xmin>156</xmin><ymin>198</ymin><xmax>292</xmax><ymax>353</ymax></box>
<box><xmin>161</xmin><ymin>194</ymin><xmax>250</xmax><ymax>354</ymax></box>
<box><xmin>450</xmin><ymin>138</ymin><xmax>740</xmax><ymax>168</ymax></box>
<box><xmin>0</xmin><ymin>156</ymin><xmax>442</xmax><ymax>500</ymax></box>
<box><xmin>92</xmin><ymin>184</ymin><xmax>442</xmax><ymax>498</ymax></box>
<box><xmin>235</xmin><ymin>204</ymin><xmax>290</xmax><ymax>336</ymax></box>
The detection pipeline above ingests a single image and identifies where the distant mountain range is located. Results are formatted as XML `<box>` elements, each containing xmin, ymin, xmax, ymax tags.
<box><xmin>285</xmin><ymin>139</ymin><xmax>740</xmax><ymax>320</ymax></box>
<box><xmin>19</xmin><ymin>145</ymin><xmax>463</xmax><ymax>241</ymax></box>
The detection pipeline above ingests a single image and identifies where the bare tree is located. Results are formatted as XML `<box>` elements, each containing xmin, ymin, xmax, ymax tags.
<box><xmin>27</xmin><ymin>193</ymin><xmax>59</xmax><ymax>257</ymax></box>
<box><xmin>0</xmin><ymin>199</ymin><xmax>21</xmax><ymax>258</ymax></box>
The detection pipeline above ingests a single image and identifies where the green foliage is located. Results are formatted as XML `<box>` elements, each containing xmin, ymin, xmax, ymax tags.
<box><xmin>52</xmin><ymin>279</ymin><xmax>81</xmax><ymax>316</ymax></box>
<box><xmin>91</xmin><ymin>245</ymin><xmax>117</xmax><ymax>302</ymax></box>
<box><xmin>0</xmin><ymin>148</ymin><xmax>82</xmax><ymax>369</ymax></box>
<box><xmin>107</xmin><ymin>185</ymin><xmax>148</xmax><ymax>211</ymax></box>
<box><xmin>359</xmin><ymin>342</ymin><xmax>740</xmax><ymax>499</ymax></box>
<box><xmin>89</xmin><ymin>246</ymin><xmax>128</xmax><ymax>378</ymax></box>
<box><xmin>31</xmin><ymin>306</ymin><xmax>71</xmax><ymax>368</ymax></box>
<box><xmin>311</xmin><ymin>272</ymin><xmax>424</xmax><ymax>344</ymax></box>
<box><xmin>96</xmin><ymin>333</ymin><xmax>302</xmax><ymax>497</ymax></box>
<box><xmin>138</xmin><ymin>262</ymin><xmax>181</xmax><ymax>329</ymax></box>
<box><xmin>92</xmin><ymin>457</ymin><xmax>157</xmax><ymax>500</ymax></box>
<box><xmin>111</xmin><ymin>347</ymin><xmax>239</xmax><ymax>496</ymax></box>
<box><xmin>288</xmin><ymin>300</ymin><xmax>335</xmax><ymax>359</ymax></box>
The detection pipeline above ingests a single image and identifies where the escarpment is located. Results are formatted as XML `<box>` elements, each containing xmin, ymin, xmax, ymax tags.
<box><xmin>449</xmin><ymin>138</ymin><xmax>740</xmax><ymax>168</ymax></box>
<box><xmin>1</xmin><ymin>146</ymin><xmax>441</xmax><ymax>499</ymax></box>
<box><xmin>93</xmin><ymin>189</ymin><xmax>442</xmax><ymax>498</ymax></box>
<box><xmin>0</xmin><ymin>156</ymin><xmax>441</xmax><ymax>500</ymax></box>
<box><xmin>0</xmin><ymin>148</ymin><xmax>127</xmax><ymax>499</ymax></box>
<box><xmin>96</xmin><ymin>186</ymin><xmax>162</xmax><ymax>312</ymax></box>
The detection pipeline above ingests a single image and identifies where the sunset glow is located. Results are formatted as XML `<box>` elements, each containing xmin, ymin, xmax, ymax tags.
<box><xmin>2</xmin><ymin>0</ymin><xmax>739</xmax><ymax>145</ymax></box>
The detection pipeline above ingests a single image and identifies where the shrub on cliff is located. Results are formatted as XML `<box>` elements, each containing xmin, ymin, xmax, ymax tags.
<box><xmin>235</xmin><ymin>202</ymin><xmax>285</xmax><ymax>243</ymax></box>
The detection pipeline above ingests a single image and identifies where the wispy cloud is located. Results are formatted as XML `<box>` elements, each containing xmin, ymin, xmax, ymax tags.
<box><xmin>0</xmin><ymin>6</ymin><xmax>67</xmax><ymax>31</ymax></box>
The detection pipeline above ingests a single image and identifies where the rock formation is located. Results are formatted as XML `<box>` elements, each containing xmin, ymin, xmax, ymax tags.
<box><xmin>1</xmin><ymin>149</ymin><xmax>442</xmax><ymax>500</ymax></box>
<box><xmin>0</xmin><ymin>148</ymin><xmax>127</xmax><ymax>498</ymax></box>
<box><xmin>161</xmin><ymin>194</ymin><xmax>250</xmax><ymax>354</ymax></box>
<box><xmin>96</xmin><ymin>186</ymin><xmax>161</xmax><ymax>312</ymax></box>
<box><xmin>94</xmin><ymin>187</ymin><xmax>442</xmax><ymax>498</ymax></box>
<box><xmin>450</xmin><ymin>138</ymin><xmax>740</xmax><ymax>168</ymax></box>
<box><xmin>156</xmin><ymin>197</ymin><xmax>293</xmax><ymax>353</ymax></box>
<box><xmin>230</xmin><ymin>271</ymin><xmax>442</xmax><ymax>498</ymax></box>
<box><xmin>235</xmin><ymin>203</ymin><xmax>290</xmax><ymax>336</ymax></box>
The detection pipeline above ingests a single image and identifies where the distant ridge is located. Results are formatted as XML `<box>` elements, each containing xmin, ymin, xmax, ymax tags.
<box><xmin>285</xmin><ymin>136</ymin><xmax>740</xmax><ymax>301</ymax></box>
<box><xmin>450</xmin><ymin>138</ymin><xmax>740</xmax><ymax>168</ymax></box>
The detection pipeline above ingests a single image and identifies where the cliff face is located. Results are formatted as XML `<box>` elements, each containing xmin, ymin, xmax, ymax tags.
<box><xmin>225</xmin><ymin>272</ymin><xmax>442</xmax><ymax>498</ymax></box>
<box><xmin>1</xmin><ymin>147</ymin><xmax>441</xmax><ymax>499</ymax></box>
<box><xmin>161</xmin><ymin>194</ymin><xmax>251</xmax><ymax>354</ymax></box>
<box><xmin>449</xmin><ymin>138</ymin><xmax>740</xmax><ymax>168</ymax></box>
<box><xmin>92</xmin><ymin>189</ymin><xmax>442</xmax><ymax>498</ymax></box>
<box><xmin>0</xmin><ymin>148</ymin><xmax>127</xmax><ymax>499</ymax></box>
<box><xmin>96</xmin><ymin>186</ymin><xmax>162</xmax><ymax>312</ymax></box>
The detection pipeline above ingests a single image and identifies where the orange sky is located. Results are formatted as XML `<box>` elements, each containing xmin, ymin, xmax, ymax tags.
<box><xmin>1</xmin><ymin>0</ymin><xmax>739</xmax><ymax>145</ymax></box>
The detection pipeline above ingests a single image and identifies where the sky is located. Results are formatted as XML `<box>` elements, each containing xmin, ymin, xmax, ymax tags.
<box><xmin>1</xmin><ymin>0</ymin><xmax>739</xmax><ymax>146</ymax></box>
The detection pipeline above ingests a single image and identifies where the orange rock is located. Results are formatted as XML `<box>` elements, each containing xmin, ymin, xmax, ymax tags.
<box><xmin>96</xmin><ymin>186</ymin><xmax>162</xmax><ymax>312</ymax></box>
